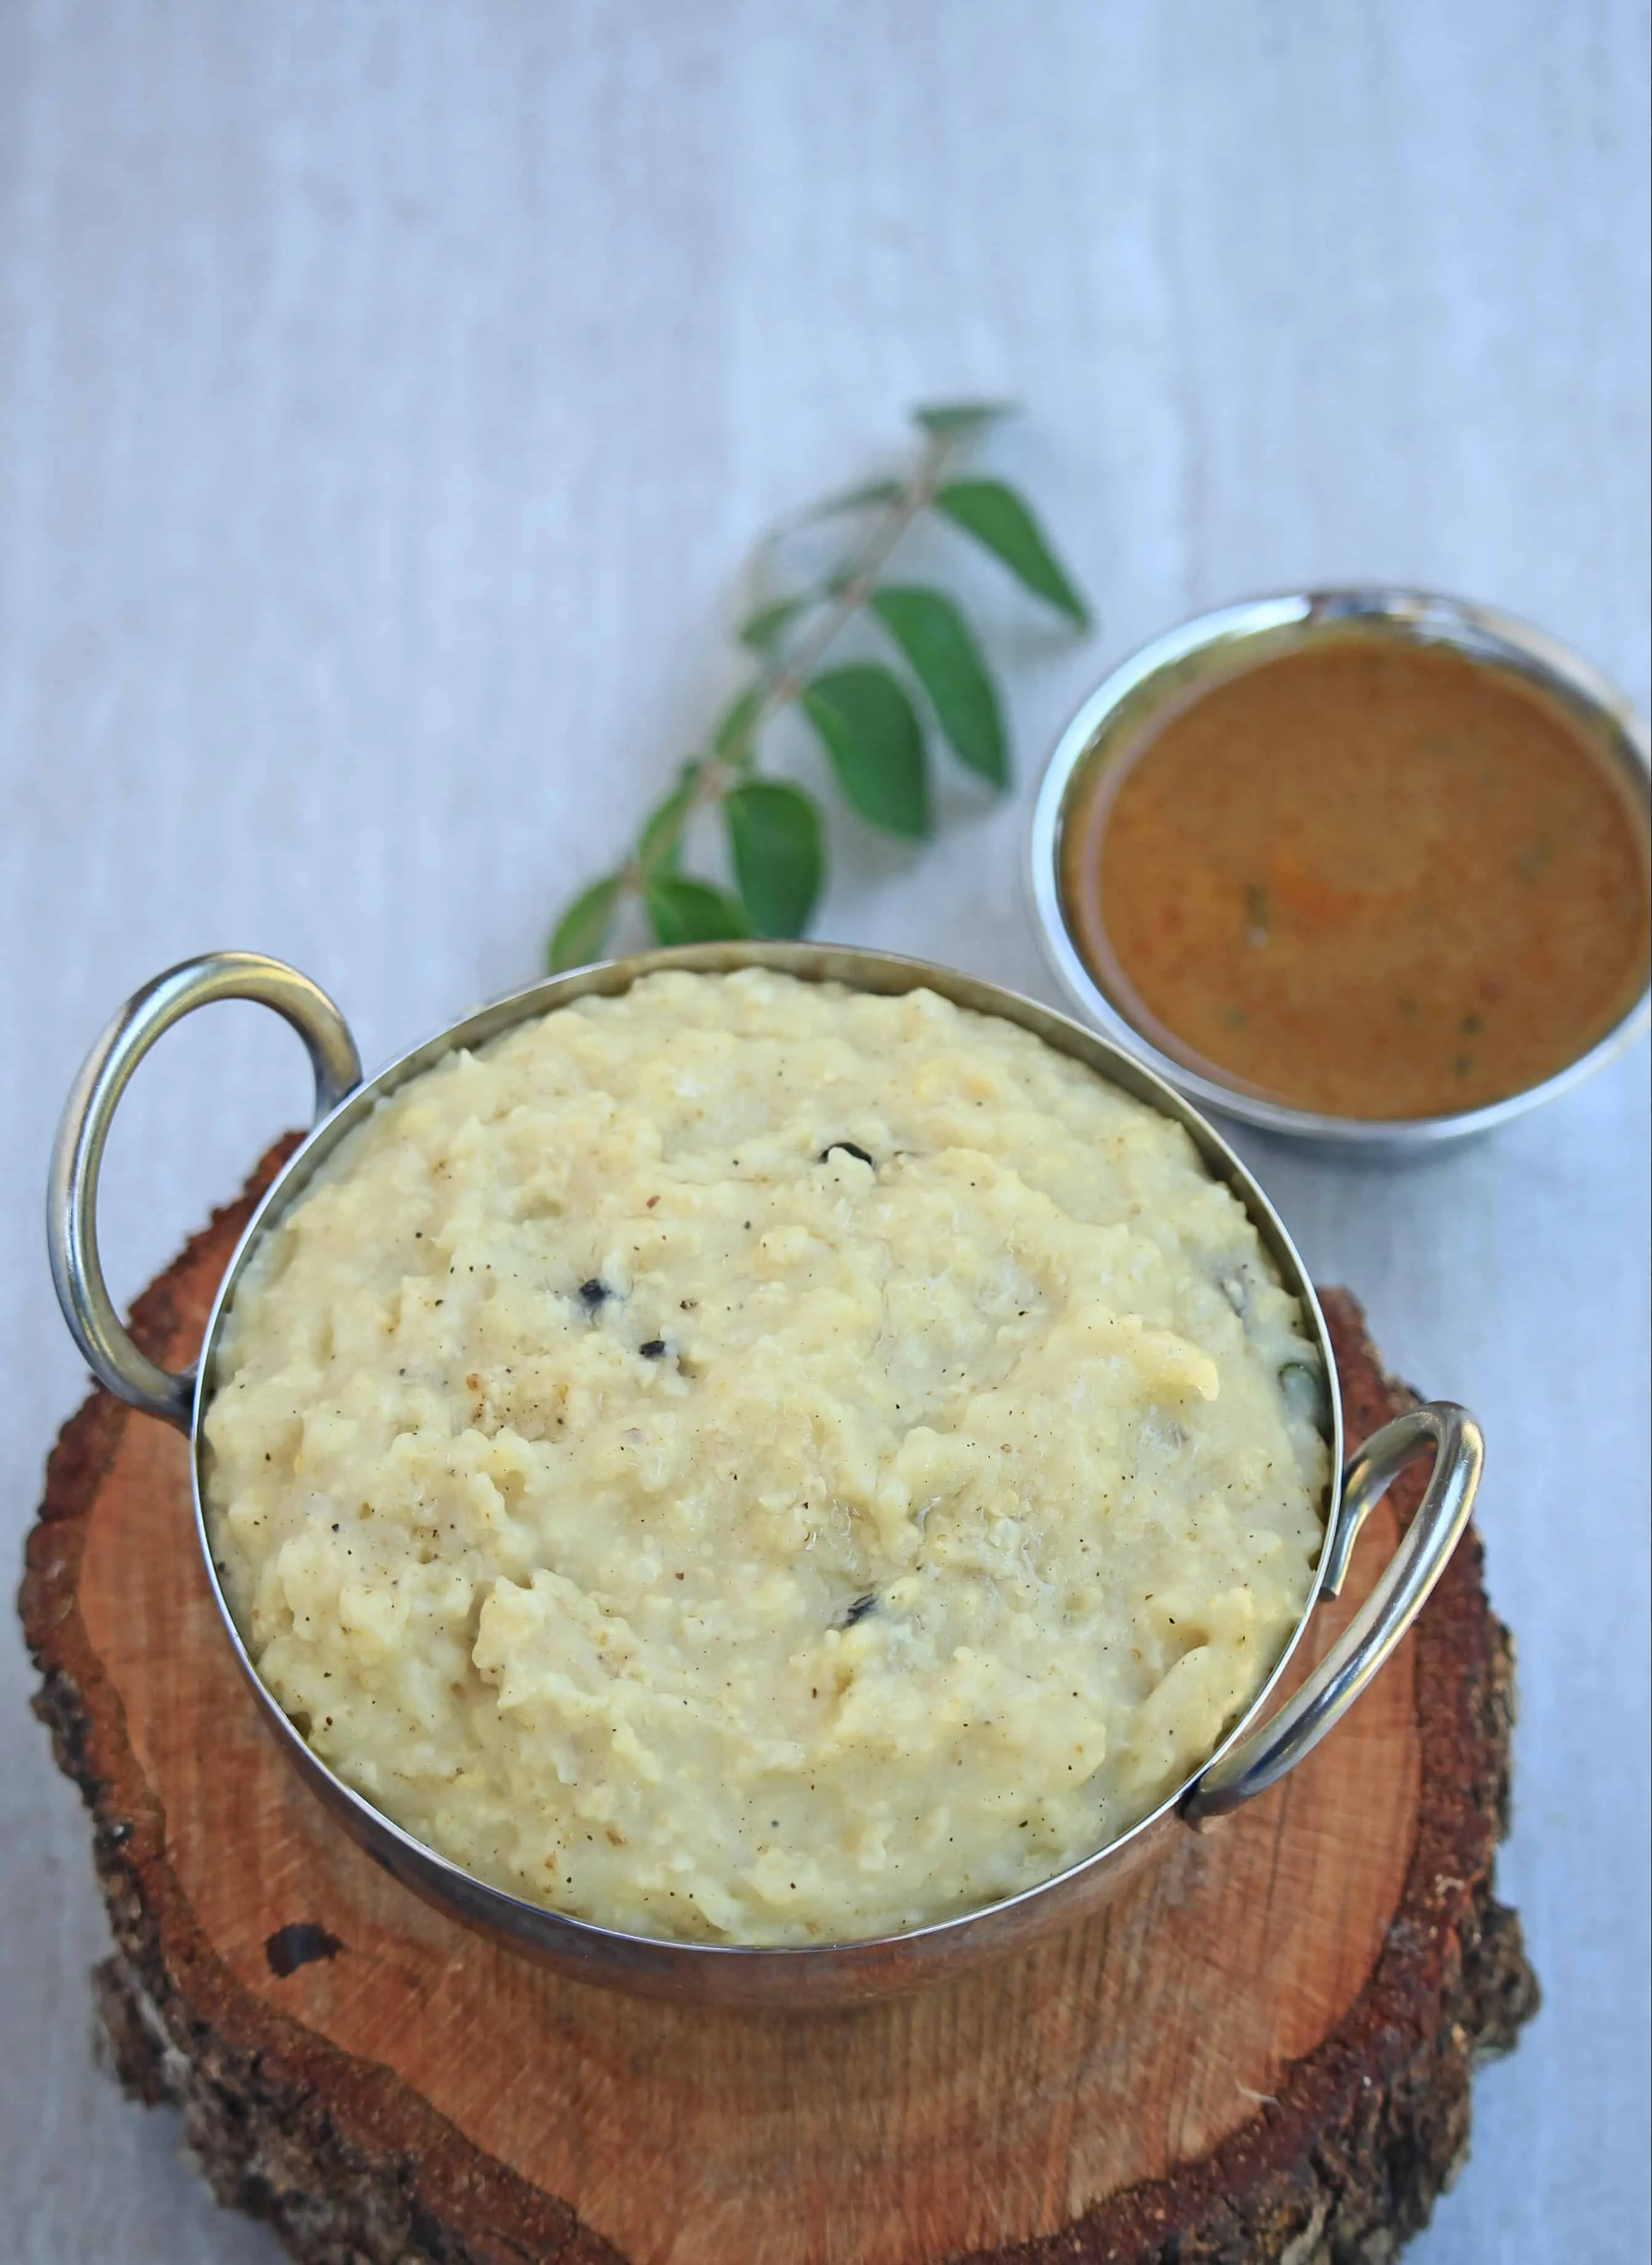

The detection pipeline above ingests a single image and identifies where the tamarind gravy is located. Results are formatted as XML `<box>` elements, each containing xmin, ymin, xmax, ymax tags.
<box><xmin>1060</xmin><ymin>637</ymin><xmax>1651</xmax><ymax>1121</ymax></box>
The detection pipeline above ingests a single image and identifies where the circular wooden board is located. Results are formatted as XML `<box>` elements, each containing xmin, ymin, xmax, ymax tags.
<box><xmin>21</xmin><ymin>1142</ymin><xmax>1537</xmax><ymax>2265</ymax></box>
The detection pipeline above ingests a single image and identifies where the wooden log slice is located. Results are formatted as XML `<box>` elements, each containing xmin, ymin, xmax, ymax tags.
<box><xmin>20</xmin><ymin>1143</ymin><xmax>1537</xmax><ymax>2265</ymax></box>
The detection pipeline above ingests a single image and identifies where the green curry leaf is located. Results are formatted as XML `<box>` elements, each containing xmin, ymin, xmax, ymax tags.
<box><xmin>636</xmin><ymin>765</ymin><xmax>703</xmax><ymax>874</ymax></box>
<box><xmin>798</xmin><ymin>666</ymin><xmax>930</xmax><ymax>838</ymax></box>
<box><xmin>934</xmin><ymin>478</ymin><xmax>1090</xmax><ymax>624</ymax></box>
<box><xmin>643</xmin><ymin>873</ymin><xmax>753</xmax><ymax>947</ymax></box>
<box><xmin>725</xmin><ymin>781</ymin><xmax>825</xmax><ymax>937</ymax></box>
<box><xmin>547</xmin><ymin>874</ymin><xmax>623</xmax><ymax>971</ymax></box>
<box><xmin>868</xmin><ymin>584</ymin><xmax>1007</xmax><ymax>786</ymax></box>
<box><xmin>912</xmin><ymin>400</ymin><xmax>1017</xmax><ymax>443</ymax></box>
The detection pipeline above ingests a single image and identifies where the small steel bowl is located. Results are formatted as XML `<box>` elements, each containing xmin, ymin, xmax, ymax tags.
<box><xmin>1029</xmin><ymin>588</ymin><xmax>1652</xmax><ymax>1152</ymax></box>
<box><xmin>48</xmin><ymin>941</ymin><xmax>1483</xmax><ymax>2003</ymax></box>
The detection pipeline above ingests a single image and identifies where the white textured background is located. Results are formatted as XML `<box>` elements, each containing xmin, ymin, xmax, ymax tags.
<box><xmin>2</xmin><ymin>4</ymin><xmax>1648</xmax><ymax>2260</ymax></box>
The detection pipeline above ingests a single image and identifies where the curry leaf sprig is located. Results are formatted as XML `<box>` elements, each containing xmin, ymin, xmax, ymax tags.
<box><xmin>547</xmin><ymin>403</ymin><xmax>1092</xmax><ymax>969</ymax></box>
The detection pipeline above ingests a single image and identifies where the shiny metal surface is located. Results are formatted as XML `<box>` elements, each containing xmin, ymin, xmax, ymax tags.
<box><xmin>47</xmin><ymin>953</ymin><xmax>363</xmax><ymax>1429</ymax></box>
<box><xmin>47</xmin><ymin>940</ymin><xmax>1483</xmax><ymax>2003</ymax></box>
<box><xmin>1183</xmin><ymin>1402</ymin><xmax>1484</xmax><ymax>1823</ymax></box>
<box><xmin>1028</xmin><ymin>587</ymin><xmax>1652</xmax><ymax>1152</ymax></box>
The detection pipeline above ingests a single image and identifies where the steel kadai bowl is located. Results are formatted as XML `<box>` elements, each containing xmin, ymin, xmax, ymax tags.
<box><xmin>48</xmin><ymin>942</ymin><xmax>1483</xmax><ymax>2006</ymax></box>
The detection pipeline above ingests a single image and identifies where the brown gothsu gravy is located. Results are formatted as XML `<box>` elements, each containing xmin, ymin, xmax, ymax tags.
<box><xmin>1060</xmin><ymin>638</ymin><xmax>1651</xmax><ymax>1121</ymax></box>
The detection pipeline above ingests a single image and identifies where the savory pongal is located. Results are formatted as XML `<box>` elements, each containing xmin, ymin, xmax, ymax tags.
<box><xmin>204</xmin><ymin>969</ymin><xmax>1327</xmax><ymax>1945</ymax></box>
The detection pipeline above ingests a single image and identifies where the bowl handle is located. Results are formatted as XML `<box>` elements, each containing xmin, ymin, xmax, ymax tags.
<box><xmin>47</xmin><ymin>953</ymin><xmax>362</xmax><ymax>1431</ymax></box>
<box><xmin>1182</xmin><ymin>1401</ymin><xmax>1484</xmax><ymax>1825</ymax></box>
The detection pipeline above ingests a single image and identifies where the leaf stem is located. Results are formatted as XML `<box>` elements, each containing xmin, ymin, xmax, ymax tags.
<box><xmin>738</xmin><ymin>433</ymin><xmax>951</xmax><ymax>750</ymax></box>
<box><xmin>615</xmin><ymin>430</ymin><xmax>955</xmax><ymax>897</ymax></box>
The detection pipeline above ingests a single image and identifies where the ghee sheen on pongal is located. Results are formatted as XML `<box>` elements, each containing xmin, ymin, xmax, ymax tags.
<box><xmin>204</xmin><ymin>970</ymin><xmax>1327</xmax><ymax>1946</ymax></box>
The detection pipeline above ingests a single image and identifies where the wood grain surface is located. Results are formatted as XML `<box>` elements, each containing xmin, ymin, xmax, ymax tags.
<box><xmin>22</xmin><ymin>1145</ymin><xmax>1537</xmax><ymax>2264</ymax></box>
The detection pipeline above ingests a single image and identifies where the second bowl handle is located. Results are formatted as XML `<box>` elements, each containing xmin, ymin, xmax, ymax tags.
<box><xmin>1182</xmin><ymin>1400</ymin><xmax>1483</xmax><ymax>1825</ymax></box>
<box><xmin>47</xmin><ymin>952</ymin><xmax>362</xmax><ymax>1432</ymax></box>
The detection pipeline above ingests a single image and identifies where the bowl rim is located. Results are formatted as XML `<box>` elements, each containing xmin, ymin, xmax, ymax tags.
<box><xmin>188</xmin><ymin>938</ymin><xmax>1347</xmax><ymax>1995</ymax></box>
<box><xmin>1027</xmin><ymin>586</ymin><xmax>1652</xmax><ymax>1149</ymax></box>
